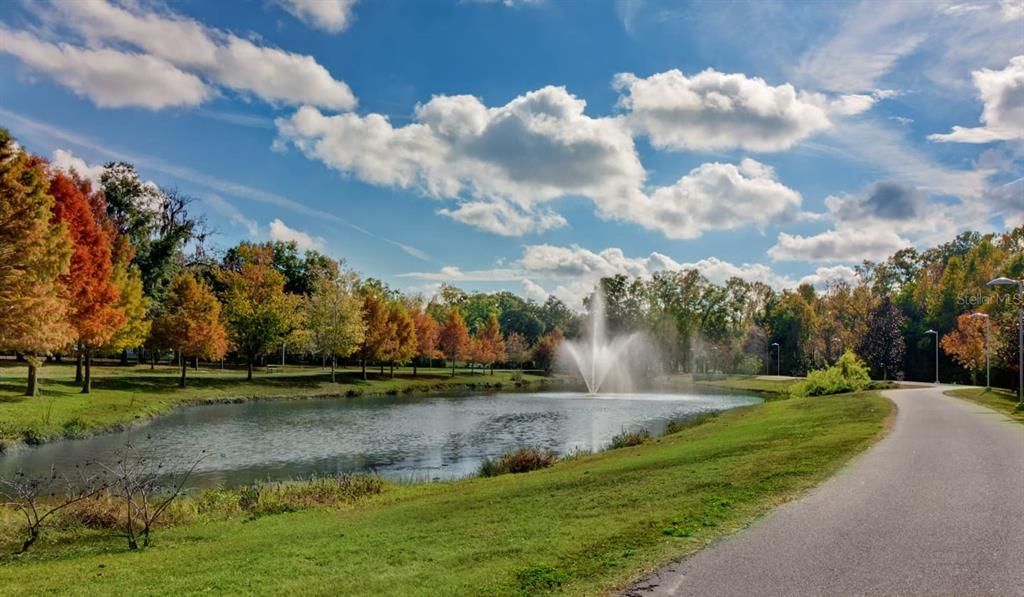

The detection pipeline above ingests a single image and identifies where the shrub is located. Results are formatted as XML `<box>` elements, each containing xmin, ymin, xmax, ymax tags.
<box><xmin>237</xmin><ymin>475</ymin><xmax>385</xmax><ymax>517</ymax></box>
<box><xmin>664</xmin><ymin>412</ymin><xmax>719</xmax><ymax>435</ymax></box>
<box><xmin>797</xmin><ymin>351</ymin><xmax>871</xmax><ymax>396</ymax></box>
<box><xmin>478</xmin><ymin>447</ymin><xmax>558</xmax><ymax>477</ymax></box>
<box><xmin>609</xmin><ymin>428</ymin><xmax>650</xmax><ymax>449</ymax></box>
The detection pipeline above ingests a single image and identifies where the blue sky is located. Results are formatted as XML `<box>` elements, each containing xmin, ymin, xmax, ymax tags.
<box><xmin>1</xmin><ymin>0</ymin><xmax>1021</xmax><ymax>307</ymax></box>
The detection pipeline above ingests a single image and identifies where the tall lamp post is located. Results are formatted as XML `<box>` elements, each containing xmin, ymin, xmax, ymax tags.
<box><xmin>987</xmin><ymin>277</ymin><xmax>1023</xmax><ymax>405</ymax></box>
<box><xmin>832</xmin><ymin>336</ymin><xmax>842</xmax><ymax>362</ymax></box>
<box><xmin>925</xmin><ymin>329</ymin><xmax>939</xmax><ymax>384</ymax></box>
<box><xmin>771</xmin><ymin>342</ymin><xmax>780</xmax><ymax>376</ymax></box>
<box><xmin>969</xmin><ymin>312</ymin><xmax>990</xmax><ymax>389</ymax></box>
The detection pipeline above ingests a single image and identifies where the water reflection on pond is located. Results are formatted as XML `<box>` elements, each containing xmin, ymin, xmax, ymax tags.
<box><xmin>0</xmin><ymin>389</ymin><xmax>760</xmax><ymax>488</ymax></box>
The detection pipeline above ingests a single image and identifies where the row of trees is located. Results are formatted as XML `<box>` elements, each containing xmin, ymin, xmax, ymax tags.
<box><xmin>589</xmin><ymin>227</ymin><xmax>1022</xmax><ymax>389</ymax></box>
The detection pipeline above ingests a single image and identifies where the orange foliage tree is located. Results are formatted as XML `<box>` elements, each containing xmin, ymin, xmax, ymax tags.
<box><xmin>438</xmin><ymin>308</ymin><xmax>470</xmax><ymax>377</ymax></box>
<box><xmin>151</xmin><ymin>273</ymin><xmax>228</xmax><ymax>388</ymax></box>
<box><xmin>941</xmin><ymin>312</ymin><xmax>994</xmax><ymax>386</ymax></box>
<box><xmin>358</xmin><ymin>288</ymin><xmax>391</xmax><ymax>379</ymax></box>
<box><xmin>411</xmin><ymin>307</ymin><xmax>441</xmax><ymax>375</ymax></box>
<box><xmin>49</xmin><ymin>170</ymin><xmax>125</xmax><ymax>394</ymax></box>
<box><xmin>533</xmin><ymin>328</ymin><xmax>564</xmax><ymax>372</ymax></box>
<box><xmin>382</xmin><ymin>302</ymin><xmax>417</xmax><ymax>378</ymax></box>
<box><xmin>473</xmin><ymin>313</ymin><xmax>506</xmax><ymax>374</ymax></box>
<box><xmin>0</xmin><ymin>130</ymin><xmax>74</xmax><ymax>395</ymax></box>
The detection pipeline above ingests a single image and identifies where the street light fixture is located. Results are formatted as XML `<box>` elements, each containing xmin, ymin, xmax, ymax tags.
<box><xmin>987</xmin><ymin>277</ymin><xmax>1023</xmax><ymax>404</ymax></box>
<box><xmin>925</xmin><ymin>329</ymin><xmax>939</xmax><ymax>384</ymax></box>
<box><xmin>771</xmin><ymin>342</ymin><xmax>780</xmax><ymax>376</ymax></box>
<box><xmin>969</xmin><ymin>312</ymin><xmax>990</xmax><ymax>389</ymax></box>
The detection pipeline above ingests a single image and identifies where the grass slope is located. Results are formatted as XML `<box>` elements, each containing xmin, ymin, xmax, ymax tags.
<box><xmin>0</xmin><ymin>393</ymin><xmax>892</xmax><ymax>596</ymax></box>
<box><xmin>946</xmin><ymin>387</ymin><xmax>1023</xmax><ymax>423</ymax></box>
<box><xmin>0</xmin><ymin>363</ymin><xmax>548</xmax><ymax>446</ymax></box>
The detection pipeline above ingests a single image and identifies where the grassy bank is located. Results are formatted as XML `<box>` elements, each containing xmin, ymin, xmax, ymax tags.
<box><xmin>0</xmin><ymin>363</ymin><xmax>551</xmax><ymax>446</ymax></box>
<box><xmin>697</xmin><ymin>375</ymin><xmax>801</xmax><ymax>397</ymax></box>
<box><xmin>946</xmin><ymin>387</ymin><xmax>1023</xmax><ymax>423</ymax></box>
<box><xmin>0</xmin><ymin>392</ymin><xmax>892</xmax><ymax>595</ymax></box>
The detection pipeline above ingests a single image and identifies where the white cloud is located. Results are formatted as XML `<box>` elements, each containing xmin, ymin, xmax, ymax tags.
<box><xmin>799</xmin><ymin>265</ymin><xmax>860</xmax><ymax>288</ymax></box>
<box><xmin>638</xmin><ymin>159</ymin><xmax>802</xmax><ymax>239</ymax></box>
<box><xmin>769</xmin><ymin>228</ymin><xmax>911</xmax><ymax>263</ymax></box>
<box><xmin>51</xmin><ymin>148</ymin><xmax>104</xmax><ymax>189</ymax></box>
<box><xmin>275</xmin><ymin>88</ymin><xmax>804</xmax><ymax>239</ymax></box>
<box><xmin>0</xmin><ymin>27</ymin><xmax>209</xmax><ymax>109</ymax></box>
<box><xmin>613</xmin><ymin>69</ymin><xmax>835</xmax><ymax>152</ymax></box>
<box><xmin>5</xmin><ymin>0</ymin><xmax>356</xmax><ymax>111</ymax></box>
<box><xmin>401</xmin><ymin>243</ymin><xmax>802</xmax><ymax>307</ymax></box>
<box><xmin>276</xmin><ymin>0</ymin><xmax>358</xmax><ymax>33</ymax></box>
<box><xmin>929</xmin><ymin>55</ymin><xmax>1024</xmax><ymax>143</ymax></box>
<box><xmin>268</xmin><ymin>218</ymin><xmax>325</xmax><ymax>250</ymax></box>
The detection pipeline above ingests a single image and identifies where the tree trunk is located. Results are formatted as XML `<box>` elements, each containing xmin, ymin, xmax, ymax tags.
<box><xmin>331</xmin><ymin>355</ymin><xmax>337</xmax><ymax>383</ymax></box>
<box><xmin>75</xmin><ymin>352</ymin><xmax>83</xmax><ymax>383</ymax></box>
<box><xmin>451</xmin><ymin>359</ymin><xmax>456</xmax><ymax>377</ymax></box>
<box><xmin>361</xmin><ymin>357</ymin><xmax>367</xmax><ymax>380</ymax></box>
<box><xmin>380</xmin><ymin>363</ymin><xmax>384</xmax><ymax>375</ymax></box>
<box><xmin>247</xmin><ymin>358</ymin><xmax>254</xmax><ymax>381</ymax></box>
<box><xmin>193</xmin><ymin>356</ymin><xmax>198</xmax><ymax>370</ymax></box>
<box><xmin>390</xmin><ymin>363</ymin><xmax>394</xmax><ymax>378</ymax></box>
<box><xmin>26</xmin><ymin>360</ymin><xmax>38</xmax><ymax>397</ymax></box>
<box><xmin>180</xmin><ymin>357</ymin><xmax>187</xmax><ymax>388</ymax></box>
<box><xmin>413</xmin><ymin>363</ymin><xmax>418</xmax><ymax>376</ymax></box>
<box><xmin>151</xmin><ymin>351</ymin><xmax>156</xmax><ymax>370</ymax></box>
<box><xmin>81</xmin><ymin>351</ymin><xmax>92</xmax><ymax>394</ymax></box>
<box><xmin>120</xmin><ymin>349</ymin><xmax>129</xmax><ymax>365</ymax></box>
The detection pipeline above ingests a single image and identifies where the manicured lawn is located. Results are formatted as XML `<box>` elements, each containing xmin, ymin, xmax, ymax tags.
<box><xmin>0</xmin><ymin>362</ymin><xmax>549</xmax><ymax>446</ymax></box>
<box><xmin>0</xmin><ymin>392</ymin><xmax>892</xmax><ymax>595</ymax></box>
<box><xmin>946</xmin><ymin>387</ymin><xmax>1024</xmax><ymax>423</ymax></box>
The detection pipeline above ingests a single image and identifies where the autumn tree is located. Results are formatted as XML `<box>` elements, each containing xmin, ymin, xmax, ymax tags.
<box><xmin>473</xmin><ymin>313</ymin><xmax>506</xmax><ymax>374</ymax></box>
<box><xmin>533</xmin><ymin>328</ymin><xmax>564</xmax><ymax>373</ymax></box>
<box><xmin>411</xmin><ymin>307</ymin><xmax>440</xmax><ymax>375</ymax></box>
<box><xmin>219</xmin><ymin>244</ymin><xmax>298</xmax><ymax>381</ymax></box>
<box><xmin>505</xmin><ymin>332</ymin><xmax>530</xmax><ymax>369</ymax></box>
<box><xmin>858</xmin><ymin>296</ymin><xmax>906</xmax><ymax>380</ymax></box>
<box><xmin>49</xmin><ymin>171</ymin><xmax>125</xmax><ymax>393</ymax></box>
<box><xmin>151</xmin><ymin>273</ymin><xmax>228</xmax><ymax>387</ymax></box>
<box><xmin>104</xmin><ymin>263</ymin><xmax>151</xmax><ymax>358</ymax></box>
<box><xmin>941</xmin><ymin>312</ymin><xmax>992</xmax><ymax>386</ymax></box>
<box><xmin>0</xmin><ymin>130</ymin><xmax>74</xmax><ymax>395</ymax></box>
<box><xmin>438</xmin><ymin>308</ymin><xmax>470</xmax><ymax>377</ymax></box>
<box><xmin>358</xmin><ymin>288</ymin><xmax>392</xmax><ymax>379</ymax></box>
<box><xmin>306</xmin><ymin>270</ymin><xmax>364</xmax><ymax>382</ymax></box>
<box><xmin>383</xmin><ymin>302</ymin><xmax>417</xmax><ymax>377</ymax></box>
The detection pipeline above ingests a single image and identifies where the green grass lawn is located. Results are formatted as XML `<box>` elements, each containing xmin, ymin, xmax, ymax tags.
<box><xmin>945</xmin><ymin>387</ymin><xmax>1024</xmax><ymax>423</ymax></box>
<box><xmin>698</xmin><ymin>376</ymin><xmax>801</xmax><ymax>396</ymax></box>
<box><xmin>0</xmin><ymin>362</ymin><xmax>550</xmax><ymax>446</ymax></box>
<box><xmin>0</xmin><ymin>392</ymin><xmax>893</xmax><ymax>596</ymax></box>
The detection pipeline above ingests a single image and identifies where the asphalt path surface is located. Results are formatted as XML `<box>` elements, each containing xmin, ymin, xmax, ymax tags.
<box><xmin>625</xmin><ymin>386</ymin><xmax>1024</xmax><ymax>597</ymax></box>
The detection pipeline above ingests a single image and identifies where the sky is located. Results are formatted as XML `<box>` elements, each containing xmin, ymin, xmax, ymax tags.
<box><xmin>1</xmin><ymin>0</ymin><xmax>1021</xmax><ymax>308</ymax></box>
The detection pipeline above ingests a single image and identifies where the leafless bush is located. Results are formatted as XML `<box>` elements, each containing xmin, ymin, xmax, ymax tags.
<box><xmin>0</xmin><ymin>465</ymin><xmax>106</xmax><ymax>553</ymax></box>
<box><xmin>99</xmin><ymin>443</ymin><xmax>205</xmax><ymax>550</ymax></box>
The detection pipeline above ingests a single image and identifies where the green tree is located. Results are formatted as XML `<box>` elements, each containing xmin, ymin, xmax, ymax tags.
<box><xmin>306</xmin><ymin>270</ymin><xmax>364</xmax><ymax>382</ymax></box>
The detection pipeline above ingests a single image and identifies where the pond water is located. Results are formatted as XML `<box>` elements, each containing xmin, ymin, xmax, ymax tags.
<box><xmin>0</xmin><ymin>389</ymin><xmax>760</xmax><ymax>488</ymax></box>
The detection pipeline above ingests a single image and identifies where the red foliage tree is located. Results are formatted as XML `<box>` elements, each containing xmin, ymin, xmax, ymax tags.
<box><xmin>49</xmin><ymin>170</ymin><xmax>125</xmax><ymax>393</ymax></box>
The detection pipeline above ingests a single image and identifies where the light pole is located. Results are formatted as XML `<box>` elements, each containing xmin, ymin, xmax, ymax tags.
<box><xmin>925</xmin><ymin>329</ymin><xmax>939</xmax><ymax>384</ymax></box>
<box><xmin>771</xmin><ymin>342</ymin><xmax>780</xmax><ymax>376</ymax></box>
<box><xmin>969</xmin><ymin>312</ymin><xmax>990</xmax><ymax>389</ymax></box>
<box><xmin>832</xmin><ymin>336</ymin><xmax>842</xmax><ymax>362</ymax></box>
<box><xmin>987</xmin><ymin>277</ymin><xmax>1023</xmax><ymax>405</ymax></box>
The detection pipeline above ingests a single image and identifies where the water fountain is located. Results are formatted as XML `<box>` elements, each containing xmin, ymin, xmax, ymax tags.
<box><xmin>559</xmin><ymin>290</ymin><xmax>646</xmax><ymax>394</ymax></box>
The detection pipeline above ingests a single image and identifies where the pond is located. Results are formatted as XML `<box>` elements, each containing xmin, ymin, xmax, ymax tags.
<box><xmin>0</xmin><ymin>389</ymin><xmax>760</xmax><ymax>488</ymax></box>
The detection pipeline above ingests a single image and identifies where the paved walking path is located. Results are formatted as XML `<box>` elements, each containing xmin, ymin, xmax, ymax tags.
<box><xmin>626</xmin><ymin>386</ymin><xmax>1024</xmax><ymax>596</ymax></box>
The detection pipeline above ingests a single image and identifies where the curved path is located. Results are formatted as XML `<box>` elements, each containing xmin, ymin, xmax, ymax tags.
<box><xmin>625</xmin><ymin>386</ymin><xmax>1024</xmax><ymax>597</ymax></box>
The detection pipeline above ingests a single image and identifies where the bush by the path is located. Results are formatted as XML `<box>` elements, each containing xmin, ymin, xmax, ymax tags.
<box><xmin>797</xmin><ymin>351</ymin><xmax>872</xmax><ymax>396</ymax></box>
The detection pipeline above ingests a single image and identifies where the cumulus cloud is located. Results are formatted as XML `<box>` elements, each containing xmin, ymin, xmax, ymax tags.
<box><xmin>613</xmin><ymin>69</ymin><xmax>836</xmax><ymax>152</ymax></box>
<box><xmin>275</xmin><ymin>0</ymin><xmax>358</xmax><ymax>33</ymax></box>
<box><xmin>401</xmin><ymin>244</ymin><xmax>804</xmax><ymax>307</ymax></box>
<box><xmin>268</xmin><ymin>218</ymin><xmax>325</xmax><ymax>250</ymax></box>
<box><xmin>768</xmin><ymin>229</ymin><xmax>911</xmax><ymax>263</ymax></box>
<box><xmin>275</xmin><ymin>87</ymin><xmax>803</xmax><ymax>238</ymax></box>
<box><xmin>827</xmin><ymin>181</ymin><xmax>927</xmax><ymax>222</ymax></box>
<box><xmin>2</xmin><ymin>0</ymin><xmax>355</xmax><ymax>111</ymax></box>
<box><xmin>0</xmin><ymin>27</ymin><xmax>209</xmax><ymax>109</ymax></box>
<box><xmin>798</xmin><ymin>265</ymin><xmax>860</xmax><ymax>288</ymax></box>
<box><xmin>639</xmin><ymin>159</ymin><xmax>802</xmax><ymax>239</ymax></box>
<box><xmin>929</xmin><ymin>55</ymin><xmax>1024</xmax><ymax>143</ymax></box>
<box><xmin>51</xmin><ymin>148</ymin><xmax>105</xmax><ymax>189</ymax></box>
